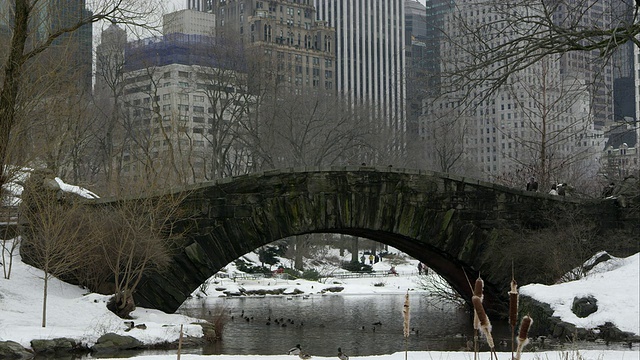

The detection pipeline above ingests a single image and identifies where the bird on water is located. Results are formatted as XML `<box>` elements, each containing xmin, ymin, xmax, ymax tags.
<box><xmin>338</xmin><ymin>347</ymin><xmax>349</xmax><ymax>360</ymax></box>
<box><xmin>288</xmin><ymin>344</ymin><xmax>302</xmax><ymax>356</ymax></box>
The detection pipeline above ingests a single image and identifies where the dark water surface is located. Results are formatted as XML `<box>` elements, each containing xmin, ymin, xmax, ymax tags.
<box><xmin>178</xmin><ymin>293</ymin><xmax>486</xmax><ymax>356</ymax></box>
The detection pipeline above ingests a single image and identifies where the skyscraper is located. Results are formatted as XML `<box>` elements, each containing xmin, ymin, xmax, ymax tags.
<box><xmin>422</xmin><ymin>0</ymin><xmax>604</xmax><ymax>185</ymax></box>
<box><xmin>611</xmin><ymin>0</ymin><xmax>636</xmax><ymax>123</ymax></box>
<box><xmin>554</xmin><ymin>0</ymin><xmax>614</xmax><ymax>127</ymax></box>
<box><xmin>189</xmin><ymin>0</ymin><xmax>336</xmax><ymax>95</ymax></box>
<box><xmin>405</xmin><ymin>0</ymin><xmax>428</xmax><ymax>154</ymax></box>
<box><xmin>0</xmin><ymin>0</ymin><xmax>93</xmax><ymax>92</ymax></box>
<box><xmin>314</xmin><ymin>1</ymin><xmax>406</xmax><ymax>135</ymax></box>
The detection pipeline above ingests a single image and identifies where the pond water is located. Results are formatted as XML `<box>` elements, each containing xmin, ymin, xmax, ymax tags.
<box><xmin>178</xmin><ymin>293</ymin><xmax>506</xmax><ymax>356</ymax></box>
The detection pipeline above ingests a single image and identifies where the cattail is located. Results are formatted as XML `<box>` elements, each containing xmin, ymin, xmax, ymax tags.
<box><xmin>473</xmin><ymin>309</ymin><xmax>480</xmax><ymax>330</ymax></box>
<box><xmin>515</xmin><ymin>315</ymin><xmax>533</xmax><ymax>360</ymax></box>
<box><xmin>508</xmin><ymin>279</ymin><xmax>518</xmax><ymax>328</ymax></box>
<box><xmin>403</xmin><ymin>291</ymin><xmax>410</xmax><ymax>338</ymax></box>
<box><xmin>471</xmin><ymin>295</ymin><xmax>494</xmax><ymax>348</ymax></box>
<box><xmin>473</xmin><ymin>276</ymin><xmax>484</xmax><ymax>300</ymax></box>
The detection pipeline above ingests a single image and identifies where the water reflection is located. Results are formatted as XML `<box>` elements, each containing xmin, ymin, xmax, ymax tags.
<box><xmin>180</xmin><ymin>293</ymin><xmax>479</xmax><ymax>356</ymax></box>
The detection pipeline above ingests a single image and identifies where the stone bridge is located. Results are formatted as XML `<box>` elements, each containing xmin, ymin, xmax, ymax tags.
<box><xmin>95</xmin><ymin>167</ymin><xmax>638</xmax><ymax>315</ymax></box>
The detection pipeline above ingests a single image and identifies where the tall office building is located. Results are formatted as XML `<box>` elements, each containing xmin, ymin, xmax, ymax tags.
<box><xmin>314</xmin><ymin>1</ymin><xmax>406</xmax><ymax>136</ymax></box>
<box><xmin>0</xmin><ymin>1</ymin><xmax>93</xmax><ymax>92</ymax></box>
<box><xmin>163</xmin><ymin>9</ymin><xmax>216</xmax><ymax>36</ymax></box>
<box><xmin>611</xmin><ymin>0</ymin><xmax>636</xmax><ymax>123</ymax></box>
<box><xmin>422</xmin><ymin>0</ymin><xmax>604</xmax><ymax>184</ymax></box>
<box><xmin>94</xmin><ymin>11</ymin><xmax>254</xmax><ymax>185</ymax></box>
<box><xmin>94</xmin><ymin>23</ymin><xmax>127</xmax><ymax>100</ymax></box>
<box><xmin>405</xmin><ymin>0</ymin><xmax>428</xmax><ymax>151</ymax></box>
<box><xmin>189</xmin><ymin>0</ymin><xmax>336</xmax><ymax>95</ymax></box>
<box><xmin>554</xmin><ymin>0</ymin><xmax>614</xmax><ymax>127</ymax></box>
<box><xmin>423</xmin><ymin>0</ymin><xmax>453</xmax><ymax>96</ymax></box>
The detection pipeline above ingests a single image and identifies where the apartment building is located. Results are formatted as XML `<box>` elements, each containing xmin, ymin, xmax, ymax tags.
<box><xmin>421</xmin><ymin>0</ymin><xmax>604</xmax><ymax>186</ymax></box>
<box><xmin>189</xmin><ymin>0</ymin><xmax>336</xmax><ymax>95</ymax></box>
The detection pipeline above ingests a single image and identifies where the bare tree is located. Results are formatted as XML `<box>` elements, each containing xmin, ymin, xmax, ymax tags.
<box><xmin>90</xmin><ymin>191</ymin><xmax>186</xmax><ymax>318</ymax></box>
<box><xmin>0</xmin><ymin>0</ymin><xmax>162</xmax><ymax>193</ymax></box>
<box><xmin>94</xmin><ymin>23</ymin><xmax>128</xmax><ymax>188</ymax></box>
<box><xmin>19</xmin><ymin>169</ymin><xmax>96</xmax><ymax>327</ymax></box>
<box><xmin>440</xmin><ymin>0</ymin><xmax>637</xmax><ymax>101</ymax></box>
<box><xmin>192</xmin><ymin>33</ymin><xmax>257</xmax><ymax>180</ymax></box>
<box><xmin>493</xmin><ymin>59</ymin><xmax>603</xmax><ymax>190</ymax></box>
<box><xmin>421</xmin><ymin>100</ymin><xmax>474</xmax><ymax>174</ymax></box>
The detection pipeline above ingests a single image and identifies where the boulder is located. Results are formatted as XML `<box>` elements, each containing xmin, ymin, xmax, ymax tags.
<box><xmin>0</xmin><ymin>340</ymin><xmax>33</xmax><ymax>359</ymax></box>
<box><xmin>91</xmin><ymin>333</ymin><xmax>143</xmax><ymax>353</ymax></box>
<box><xmin>571</xmin><ymin>296</ymin><xmax>598</xmax><ymax>318</ymax></box>
<box><xmin>30</xmin><ymin>338</ymin><xmax>79</xmax><ymax>354</ymax></box>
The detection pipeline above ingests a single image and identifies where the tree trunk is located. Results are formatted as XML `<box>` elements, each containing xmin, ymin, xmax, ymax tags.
<box><xmin>294</xmin><ymin>235</ymin><xmax>304</xmax><ymax>271</ymax></box>
<box><xmin>350</xmin><ymin>237</ymin><xmax>359</xmax><ymax>262</ymax></box>
<box><xmin>0</xmin><ymin>0</ymin><xmax>29</xmax><ymax>191</ymax></box>
<box><xmin>107</xmin><ymin>291</ymin><xmax>136</xmax><ymax>318</ymax></box>
<box><xmin>42</xmin><ymin>275</ymin><xmax>48</xmax><ymax>327</ymax></box>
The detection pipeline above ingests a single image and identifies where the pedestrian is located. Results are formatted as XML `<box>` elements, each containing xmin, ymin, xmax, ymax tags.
<box><xmin>557</xmin><ymin>183</ymin><xmax>566</xmax><ymax>196</ymax></box>
<box><xmin>360</xmin><ymin>254</ymin><xmax>365</xmax><ymax>264</ymax></box>
<box><xmin>388</xmin><ymin>266</ymin><xmax>398</xmax><ymax>276</ymax></box>
<box><xmin>549</xmin><ymin>184</ymin><xmax>558</xmax><ymax>196</ymax></box>
<box><xmin>526</xmin><ymin>177</ymin><xmax>538</xmax><ymax>192</ymax></box>
<box><xmin>369</xmin><ymin>254</ymin><xmax>374</xmax><ymax>265</ymax></box>
<box><xmin>417</xmin><ymin>262</ymin><xmax>423</xmax><ymax>275</ymax></box>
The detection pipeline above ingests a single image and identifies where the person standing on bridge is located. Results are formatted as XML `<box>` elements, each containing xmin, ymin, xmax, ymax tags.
<box><xmin>557</xmin><ymin>183</ymin><xmax>567</xmax><ymax>196</ymax></box>
<box><xmin>526</xmin><ymin>177</ymin><xmax>538</xmax><ymax>192</ymax></box>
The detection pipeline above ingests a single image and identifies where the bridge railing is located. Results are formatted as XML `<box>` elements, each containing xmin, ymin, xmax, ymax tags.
<box><xmin>321</xmin><ymin>270</ymin><xmax>414</xmax><ymax>279</ymax></box>
<box><xmin>213</xmin><ymin>270</ymin><xmax>416</xmax><ymax>281</ymax></box>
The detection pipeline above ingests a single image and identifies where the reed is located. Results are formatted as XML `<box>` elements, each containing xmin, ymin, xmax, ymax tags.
<box><xmin>402</xmin><ymin>291</ymin><xmax>410</xmax><ymax>360</ymax></box>
<box><xmin>176</xmin><ymin>324</ymin><xmax>183</xmax><ymax>360</ymax></box>
<box><xmin>515</xmin><ymin>315</ymin><xmax>533</xmax><ymax>360</ymax></box>
<box><xmin>471</xmin><ymin>295</ymin><xmax>494</xmax><ymax>348</ymax></box>
<box><xmin>474</xmin><ymin>276</ymin><xmax>484</xmax><ymax>300</ymax></box>
<box><xmin>469</xmin><ymin>276</ymin><xmax>484</xmax><ymax>359</ymax></box>
<box><xmin>509</xmin><ymin>278</ymin><xmax>519</xmax><ymax>358</ymax></box>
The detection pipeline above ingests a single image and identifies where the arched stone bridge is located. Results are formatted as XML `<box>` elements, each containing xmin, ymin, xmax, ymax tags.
<box><xmin>101</xmin><ymin>167</ymin><xmax>637</xmax><ymax>314</ymax></box>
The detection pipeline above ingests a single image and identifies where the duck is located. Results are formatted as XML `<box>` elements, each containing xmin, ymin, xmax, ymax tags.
<box><xmin>299</xmin><ymin>351</ymin><xmax>312</xmax><ymax>359</ymax></box>
<box><xmin>338</xmin><ymin>347</ymin><xmax>349</xmax><ymax>360</ymax></box>
<box><xmin>288</xmin><ymin>344</ymin><xmax>302</xmax><ymax>355</ymax></box>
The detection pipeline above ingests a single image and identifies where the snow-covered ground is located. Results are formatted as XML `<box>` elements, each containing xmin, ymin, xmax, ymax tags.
<box><xmin>520</xmin><ymin>252</ymin><xmax>640</xmax><ymax>335</ymax></box>
<box><xmin>0</xmin><ymin>239</ymin><xmax>638</xmax><ymax>360</ymax></box>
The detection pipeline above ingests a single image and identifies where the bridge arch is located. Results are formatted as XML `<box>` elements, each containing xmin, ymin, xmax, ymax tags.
<box><xmin>107</xmin><ymin>167</ymin><xmax>634</xmax><ymax>314</ymax></box>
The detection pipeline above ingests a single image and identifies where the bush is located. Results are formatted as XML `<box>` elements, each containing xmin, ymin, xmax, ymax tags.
<box><xmin>341</xmin><ymin>261</ymin><xmax>372</xmax><ymax>272</ymax></box>
<box><xmin>258</xmin><ymin>245</ymin><xmax>285</xmax><ymax>267</ymax></box>
<box><xmin>234</xmin><ymin>259</ymin><xmax>270</xmax><ymax>274</ymax></box>
<box><xmin>282</xmin><ymin>267</ymin><xmax>301</xmax><ymax>279</ymax></box>
<box><xmin>301</xmin><ymin>269</ymin><xmax>320</xmax><ymax>281</ymax></box>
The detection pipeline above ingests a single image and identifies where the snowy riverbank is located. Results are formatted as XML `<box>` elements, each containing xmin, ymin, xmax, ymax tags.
<box><xmin>0</xmin><ymin>241</ymin><xmax>638</xmax><ymax>359</ymax></box>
